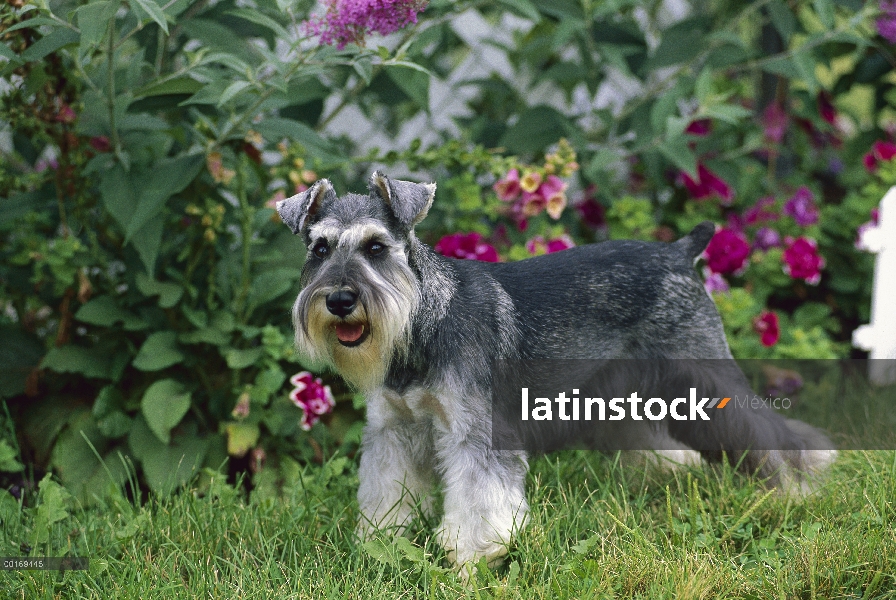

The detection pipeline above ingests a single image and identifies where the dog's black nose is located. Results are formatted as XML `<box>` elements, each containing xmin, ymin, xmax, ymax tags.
<box><xmin>326</xmin><ymin>290</ymin><xmax>358</xmax><ymax>318</ymax></box>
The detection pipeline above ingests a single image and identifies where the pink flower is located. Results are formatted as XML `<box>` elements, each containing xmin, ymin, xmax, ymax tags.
<box><xmin>56</xmin><ymin>103</ymin><xmax>76</xmax><ymax>124</ymax></box>
<box><xmin>434</xmin><ymin>232</ymin><xmax>499</xmax><ymax>262</ymax></box>
<box><xmin>520</xmin><ymin>191</ymin><xmax>546</xmax><ymax>217</ymax></box>
<box><xmin>685</xmin><ymin>119</ymin><xmax>712</xmax><ymax>136</ymax></box>
<box><xmin>878</xmin><ymin>0</ymin><xmax>896</xmax><ymax>43</ymax></box>
<box><xmin>782</xmin><ymin>237</ymin><xmax>825</xmax><ymax>285</ymax></box>
<box><xmin>753</xmin><ymin>311</ymin><xmax>780</xmax><ymax>347</ymax></box>
<box><xmin>540</xmin><ymin>175</ymin><xmax>568</xmax><ymax>219</ymax></box>
<box><xmin>289</xmin><ymin>371</ymin><xmax>335</xmax><ymax>431</ymax></box>
<box><xmin>303</xmin><ymin>0</ymin><xmax>428</xmax><ymax>49</ymax></box>
<box><xmin>89</xmin><ymin>136</ymin><xmax>111</xmax><ymax>152</ymax></box>
<box><xmin>744</xmin><ymin>197</ymin><xmax>778</xmax><ymax>225</ymax></box>
<box><xmin>703</xmin><ymin>267</ymin><xmax>729</xmax><ymax>294</ymax></box>
<box><xmin>681</xmin><ymin>164</ymin><xmax>734</xmax><ymax>206</ymax></box>
<box><xmin>526</xmin><ymin>234</ymin><xmax>575</xmax><ymax>255</ymax></box>
<box><xmin>494</xmin><ymin>168</ymin><xmax>521</xmax><ymax>202</ymax></box>
<box><xmin>863</xmin><ymin>140</ymin><xmax>896</xmax><ymax>172</ymax></box>
<box><xmin>753</xmin><ymin>226</ymin><xmax>781</xmax><ymax>251</ymax></box>
<box><xmin>703</xmin><ymin>227</ymin><xmax>750</xmax><ymax>275</ymax></box>
<box><xmin>783</xmin><ymin>186</ymin><xmax>819</xmax><ymax>226</ymax></box>
<box><xmin>817</xmin><ymin>91</ymin><xmax>837</xmax><ymax>125</ymax></box>
<box><xmin>231</xmin><ymin>392</ymin><xmax>251</xmax><ymax>420</ymax></box>
<box><xmin>762</xmin><ymin>103</ymin><xmax>788</xmax><ymax>144</ymax></box>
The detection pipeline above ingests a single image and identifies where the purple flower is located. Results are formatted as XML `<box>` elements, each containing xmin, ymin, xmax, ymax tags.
<box><xmin>304</xmin><ymin>0</ymin><xmax>428</xmax><ymax>49</ymax></box>
<box><xmin>783</xmin><ymin>186</ymin><xmax>819</xmax><ymax>226</ymax></box>
<box><xmin>434</xmin><ymin>232</ymin><xmax>499</xmax><ymax>262</ymax></box>
<box><xmin>878</xmin><ymin>0</ymin><xmax>896</xmax><ymax>43</ymax></box>
<box><xmin>753</xmin><ymin>311</ymin><xmax>780</xmax><ymax>347</ymax></box>
<box><xmin>494</xmin><ymin>168</ymin><xmax>521</xmax><ymax>202</ymax></box>
<box><xmin>744</xmin><ymin>196</ymin><xmax>778</xmax><ymax>225</ymax></box>
<box><xmin>289</xmin><ymin>372</ymin><xmax>336</xmax><ymax>431</ymax></box>
<box><xmin>763</xmin><ymin>365</ymin><xmax>803</xmax><ymax>396</ymax></box>
<box><xmin>685</xmin><ymin>119</ymin><xmax>712</xmax><ymax>136</ymax></box>
<box><xmin>575</xmin><ymin>189</ymin><xmax>606</xmax><ymax>229</ymax></box>
<box><xmin>703</xmin><ymin>267</ymin><xmax>729</xmax><ymax>294</ymax></box>
<box><xmin>817</xmin><ymin>91</ymin><xmax>837</xmax><ymax>125</ymax></box>
<box><xmin>526</xmin><ymin>234</ymin><xmax>575</xmax><ymax>255</ymax></box>
<box><xmin>753</xmin><ymin>226</ymin><xmax>781</xmax><ymax>251</ymax></box>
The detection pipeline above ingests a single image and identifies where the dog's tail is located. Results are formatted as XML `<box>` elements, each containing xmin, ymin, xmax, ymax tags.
<box><xmin>676</xmin><ymin>221</ymin><xmax>716</xmax><ymax>261</ymax></box>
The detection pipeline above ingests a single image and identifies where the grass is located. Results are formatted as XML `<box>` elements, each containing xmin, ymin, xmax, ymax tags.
<box><xmin>2</xmin><ymin>448</ymin><xmax>895</xmax><ymax>599</ymax></box>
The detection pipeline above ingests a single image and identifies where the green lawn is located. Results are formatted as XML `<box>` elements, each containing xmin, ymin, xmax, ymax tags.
<box><xmin>3</xmin><ymin>448</ymin><xmax>895</xmax><ymax>599</ymax></box>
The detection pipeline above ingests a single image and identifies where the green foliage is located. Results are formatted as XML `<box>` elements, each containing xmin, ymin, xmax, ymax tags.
<box><xmin>1</xmin><ymin>0</ymin><xmax>893</xmax><ymax>498</ymax></box>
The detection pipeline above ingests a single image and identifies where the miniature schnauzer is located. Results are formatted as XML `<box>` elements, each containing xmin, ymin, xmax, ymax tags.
<box><xmin>277</xmin><ymin>172</ymin><xmax>835</xmax><ymax>570</ymax></box>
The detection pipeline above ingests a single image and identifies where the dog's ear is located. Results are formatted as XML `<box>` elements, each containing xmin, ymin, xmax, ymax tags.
<box><xmin>276</xmin><ymin>179</ymin><xmax>336</xmax><ymax>235</ymax></box>
<box><xmin>368</xmin><ymin>171</ymin><xmax>436</xmax><ymax>229</ymax></box>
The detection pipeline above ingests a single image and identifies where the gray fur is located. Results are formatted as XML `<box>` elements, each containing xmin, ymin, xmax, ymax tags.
<box><xmin>281</xmin><ymin>172</ymin><xmax>836</xmax><ymax>572</ymax></box>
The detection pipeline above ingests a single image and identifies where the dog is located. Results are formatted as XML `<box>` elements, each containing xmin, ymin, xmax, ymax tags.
<box><xmin>276</xmin><ymin>172</ymin><xmax>836</xmax><ymax>571</ymax></box>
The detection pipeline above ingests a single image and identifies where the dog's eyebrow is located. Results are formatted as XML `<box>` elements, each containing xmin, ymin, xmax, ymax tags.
<box><xmin>337</xmin><ymin>222</ymin><xmax>393</xmax><ymax>248</ymax></box>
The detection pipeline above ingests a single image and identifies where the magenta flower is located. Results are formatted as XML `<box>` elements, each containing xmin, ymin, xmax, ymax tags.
<box><xmin>681</xmin><ymin>164</ymin><xmax>734</xmax><ymax>206</ymax></box>
<box><xmin>304</xmin><ymin>0</ymin><xmax>428</xmax><ymax>49</ymax></box>
<box><xmin>685</xmin><ymin>118</ymin><xmax>712</xmax><ymax>136</ymax></box>
<box><xmin>289</xmin><ymin>372</ymin><xmax>335</xmax><ymax>431</ymax></box>
<box><xmin>783</xmin><ymin>186</ymin><xmax>819</xmax><ymax>226</ymax></box>
<box><xmin>704</xmin><ymin>227</ymin><xmax>750</xmax><ymax>275</ymax></box>
<box><xmin>782</xmin><ymin>237</ymin><xmax>825</xmax><ymax>285</ymax></box>
<box><xmin>878</xmin><ymin>0</ymin><xmax>896</xmax><ymax>43</ymax></box>
<box><xmin>89</xmin><ymin>136</ymin><xmax>111</xmax><ymax>152</ymax></box>
<box><xmin>434</xmin><ymin>232</ymin><xmax>499</xmax><ymax>262</ymax></box>
<box><xmin>817</xmin><ymin>91</ymin><xmax>837</xmax><ymax>125</ymax></box>
<box><xmin>863</xmin><ymin>140</ymin><xmax>896</xmax><ymax>172</ymax></box>
<box><xmin>526</xmin><ymin>234</ymin><xmax>575</xmax><ymax>255</ymax></box>
<box><xmin>753</xmin><ymin>311</ymin><xmax>780</xmax><ymax>347</ymax></box>
<box><xmin>762</xmin><ymin>103</ymin><xmax>788</xmax><ymax>144</ymax></box>
<box><xmin>520</xmin><ymin>190</ymin><xmax>547</xmax><ymax>217</ymax></box>
<box><xmin>494</xmin><ymin>168</ymin><xmax>521</xmax><ymax>202</ymax></box>
<box><xmin>576</xmin><ymin>192</ymin><xmax>606</xmax><ymax>229</ymax></box>
<box><xmin>753</xmin><ymin>226</ymin><xmax>781</xmax><ymax>251</ymax></box>
<box><xmin>744</xmin><ymin>196</ymin><xmax>778</xmax><ymax>225</ymax></box>
<box><xmin>702</xmin><ymin>267</ymin><xmax>729</xmax><ymax>294</ymax></box>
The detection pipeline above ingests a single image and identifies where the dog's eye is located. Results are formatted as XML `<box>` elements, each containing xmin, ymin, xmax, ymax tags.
<box><xmin>367</xmin><ymin>241</ymin><xmax>385</xmax><ymax>257</ymax></box>
<box><xmin>312</xmin><ymin>241</ymin><xmax>329</xmax><ymax>259</ymax></box>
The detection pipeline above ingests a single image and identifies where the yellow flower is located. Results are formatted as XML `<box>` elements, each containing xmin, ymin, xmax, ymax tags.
<box><xmin>520</xmin><ymin>171</ymin><xmax>543</xmax><ymax>193</ymax></box>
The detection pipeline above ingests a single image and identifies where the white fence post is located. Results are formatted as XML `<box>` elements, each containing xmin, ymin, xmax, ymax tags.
<box><xmin>852</xmin><ymin>186</ymin><xmax>896</xmax><ymax>385</ymax></box>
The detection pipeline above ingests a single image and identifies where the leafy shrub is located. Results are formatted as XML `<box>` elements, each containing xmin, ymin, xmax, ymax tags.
<box><xmin>1</xmin><ymin>0</ymin><xmax>894</xmax><ymax>498</ymax></box>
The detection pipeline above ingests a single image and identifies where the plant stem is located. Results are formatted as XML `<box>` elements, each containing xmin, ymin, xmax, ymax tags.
<box><xmin>106</xmin><ymin>18</ymin><xmax>122</xmax><ymax>160</ymax></box>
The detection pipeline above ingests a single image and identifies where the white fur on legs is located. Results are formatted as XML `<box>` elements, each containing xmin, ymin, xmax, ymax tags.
<box><xmin>435</xmin><ymin>438</ymin><xmax>529</xmax><ymax>569</ymax></box>
<box><xmin>356</xmin><ymin>420</ymin><xmax>435</xmax><ymax>538</ymax></box>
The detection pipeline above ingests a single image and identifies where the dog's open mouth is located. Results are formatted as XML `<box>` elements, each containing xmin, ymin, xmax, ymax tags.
<box><xmin>335</xmin><ymin>322</ymin><xmax>369</xmax><ymax>347</ymax></box>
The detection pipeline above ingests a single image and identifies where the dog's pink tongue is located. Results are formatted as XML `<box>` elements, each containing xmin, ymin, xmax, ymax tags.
<box><xmin>335</xmin><ymin>323</ymin><xmax>364</xmax><ymax>343</ymax></box>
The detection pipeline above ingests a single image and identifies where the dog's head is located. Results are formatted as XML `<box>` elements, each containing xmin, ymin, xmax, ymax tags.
<box><xmin>277</xmin><ymin>172</ymin><xmax>435</xmax><ymax>390</ymax></box>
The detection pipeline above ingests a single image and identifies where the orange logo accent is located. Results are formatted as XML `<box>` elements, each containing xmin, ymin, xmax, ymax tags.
<box><xmin>716</xmin><ymin>397</ymin><xmax>730</xmax><ymax>409</ymax></box>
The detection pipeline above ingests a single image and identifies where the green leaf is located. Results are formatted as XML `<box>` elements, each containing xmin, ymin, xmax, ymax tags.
<box><xmin>353</xmin><ymin>56</ymin><xmax>373</xmax><ymax>85</ymax></box>
<box><xmin>0</xmin><ymin>441</ymin><xmax>24</xmax><ymax>473</ymax></box>
<box><xmin>386</xmin><ymin>64</ymin><xmax>430</xmax><ymax>112</ymax></box>
<box><xmin>363</xmin><ymin>539</ymin><xmax>401</xmax><ymax>568</ymax></box>
<box><xmin>499</xmin><ymin>106</ymin><xmax>570</xmax><ymax>155</ymax></box>
<box><xmin>136</xmin><ymin>274</ymin><xmax>184</xmax><ymax>308</ymax></box>
<box><xmin>646</xmin><ymin>18</ymin><xmax>708</xmax><ymax>70</ymax></box>
<box><xmin>30</xmin><ymin>474</ymin><xmax>72</xmax><ymax>546</ymax></box>
<box><xmin>255</xmin><ymin>117</ymin><xmax>339</xmax><ymax>160</ymax></box>
<box><xmin>126</xmin><ymin>155</ymin><xmax>204</xmax><ymax>242</ymax></box>
<box><xmin>225</xmin><ymin>422</ymin><xmax>259</xmax><ymax>457</ymax></box>
<box><xmin>97</xmin><ymin>411</ymin><xmax>133</xmax><ymax>438</ymax></box>
<box><xmin>140</xmin><ymin>433</ymin><xmax>208</xmax><ymax>494</ymax></box>
<box><xmin>21</xmin><ymin>28</ymin><xmax>80</xmax><ymax>62</ymax></box>
<box><xmin>75</xmin><ymin>295</ymin><xmax>148</xmax><ymax>330</ymax></box>
<box><xmin>140</xmin><ymin>379</ymin><xmax>191</xmax><ymax>444</ymax></box>
<box><xmin>813</xmin><ymin>0</ymin><xmax>834</xmax><ymax>29</ymax></box>
<box><xmin>133</xmin><ymin>331</ymin><xmax>184</xmax><ymax>371</ymax></box>
<box><xmin>224</xmin><ymin>347</ymin><xmax>264</xmax><ymax>369</ymax></box>
<box><xmin>0</xmin><ymin>43</ymin><xmax>18</xmax><ymax>62</ymax></box>
<box><xmin>131</xmin><ymin>216</ymin><xmax>164</xmax><ymax>276</ymax></box>
<box><xmin>248</xmin><ymin>268</ymin><xmax>298</xmax><ymax>307</ymax></box>
<box><xmin>767</xmin><ymin>0</ymin><xmax>796</xmax><ymax>42</ymax></box>
<box><xmin>218</xmin><ymin>80</ymin><xmax>252</xmax><ymax>107</ymax></box>
<box><xmin>179</xmin><ymin>328</ymin><xmax>231</xmax><ymax>346</ymax></box>
<box><xmin>226</xmin><ymin>8</ymin><xmax>290</xmax><ymax>39</ymax></box>
<box><xmin>42</xmin><ymin>346</ymin><xmax>112</xmax><ymax>379</ymax></box>
<box><xmin>99</xmin><ymin>165</ymin><xmax>133</xmax><ymax>232</ymax></box>
<box><xmin>132</xmin><ymin>0</ymin><xmax>170</xmax><ymax>34</ymax></box>
<box><xmin>658</xmin><ymin>137</ymin><xmax>697</xmax><ymax>178</ymax></box>
<box><xmin>703</xmin><ymin>103</ymin><xmax>752</xmax><ymax>124</ymax></box>
<box><xmin>76</xmin><ymin>1</ymin><xmax>117</xmax><ymax>53</ymax></box>
<box><xmin>134</xmin><ymin>76</ymin><xmax>204</xmax><ymax>98</ymax></box>
<box><xmin>761</xmin><ymin>56</ymin><xmax>802</xmax><ymax>80</ymax></box>
<box><xmin>496</xmin><ymin>0</ymin><xmax>541</xmax><ymax>21</ymax></box>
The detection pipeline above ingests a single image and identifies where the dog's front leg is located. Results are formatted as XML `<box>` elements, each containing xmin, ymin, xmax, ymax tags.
<box><xmin>435</xmin><ymin>431</ymin><xmax>529</xmax><ymax>569</ymax></box>
<box><xmin>356</xmin><ymin>404</ymin><xmax>435</xmax><ymax>538</ymax></box>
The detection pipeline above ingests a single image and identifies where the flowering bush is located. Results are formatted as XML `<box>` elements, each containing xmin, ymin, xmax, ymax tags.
<box><xmin>2</xmin><ymin>0</ymin><xmax>894</xmax><ymax>499</ymax></box>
